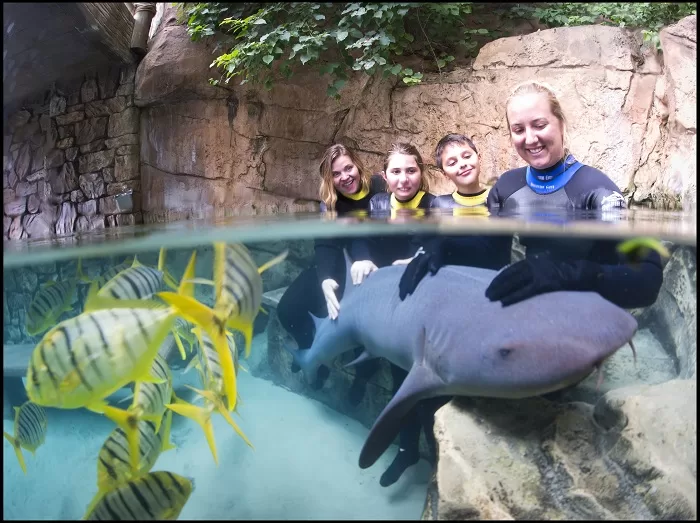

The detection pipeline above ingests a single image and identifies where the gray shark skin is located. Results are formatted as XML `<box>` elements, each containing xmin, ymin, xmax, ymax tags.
<box><xmin>288</xmin><ymin>250</ymin><xmax>638</xmax><ymax>470</ymax></box>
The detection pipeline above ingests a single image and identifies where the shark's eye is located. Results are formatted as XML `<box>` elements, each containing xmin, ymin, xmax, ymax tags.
<box><xmin>498</xmin><ymin>348</ymin><xmax>513</xmax><ymax>359</ymax></box>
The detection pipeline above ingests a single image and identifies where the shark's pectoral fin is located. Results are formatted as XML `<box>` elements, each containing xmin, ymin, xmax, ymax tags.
<box><xmin>359</xmin><ymin>363</ymin><xmax>443</xmax><ymax>469</ymax></box>
<box><xmin>344</xmin><ymin>349</ymin><xmax>376</xmax><ymax>368</ymax></box>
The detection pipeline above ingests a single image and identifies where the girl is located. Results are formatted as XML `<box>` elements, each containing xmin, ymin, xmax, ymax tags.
<box><xmin>277</xmin><ymin>144</ymin><xmax>386</xmax><ymax>390</ymax></box>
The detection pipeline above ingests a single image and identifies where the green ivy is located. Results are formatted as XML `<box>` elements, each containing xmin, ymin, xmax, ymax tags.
<box><xmin>176</xmin><ymin>2</ymin><xmax>696</xmax><ymax>99</ymax></box>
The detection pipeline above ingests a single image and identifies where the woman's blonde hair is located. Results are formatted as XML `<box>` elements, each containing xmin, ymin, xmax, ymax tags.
<box><xmin>383</xmin><ymin>142</ymin><xmax>431</xmax><ymax>193</ymax></box>
<box><xmin>319</xmin><ymin>144</ymin><xmax>371</xmax><ymax>211</ymax></box>
<box><xmin>505</xmin><ymin>81</ymin><xmax>571</xmax><ymax>157</ymax></box>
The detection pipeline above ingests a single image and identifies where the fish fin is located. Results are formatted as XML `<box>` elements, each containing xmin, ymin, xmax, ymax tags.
<box><xmin>3</xmin><ymin>432</ymin><xmax>27</xmax><ymax>475</ymax></box>
<box><xmin>184</xmin><ymin>277</ymin><xmax>216</xmax><ymax>286</ymax></box>
<box><xmin>131</xmin><ymin>255</ymin><xmax>142</xmax><ymax>268</ymax></box>
<box><xmin>258</xmin><ymin>306</ymin><xmax>269</xmax><ymax>316</ymax></box>
<box><xmin>183</xmin><ymin>356</ymin><xmax>201</xmax><ymax>375</ymax></box>
<box><xmin>344</xmin><ymin>349</ymin><xmax>377</xmax><ymax>368</ymax></box>
<box><xmin>226</xmin><ymin>317</ymin><xmax>253</xmax><ymax>360</ymax></box>
<box><xmin>176</xmin><ymin>251</ymin><xmax>197</xmax><ymax>298</ymax></box>
<box><xmin>239</xmin><ymin>364</ymin><xmax>249</xmax><ymax>374</ymax></box>
<box><xmin>138</xmin><ymin>372</ymin><xmax>166</xmax><ymax>384</ymax></box>
<box><xmin>166</xmin><ymin>400</ymin><xmax>218</xmax><ymax>465</ymax></box>
<box><xmin>215</xmin><ymin>402</ymin><xmax>254</xmax><ymax>449</ymax></box>
<box><xmin>159</xmin><ymin>291</ymin><xmax>238</xmax><ymax>412</ymax></box>
<box><xmin>94</xmin><ymin>403</ymin><xmax>141</xmax><ymax>472</ymax></box>
<box><xmin>117</xmin><ymin>392</ymin><xmax>135</xmax><ymax>405</ymax></box>
<box><xmin>308</xmin><ymin>312</ymin><xmax>324</xmax><ymax>331</ymax></box>
<box><xmin>359</xmin><ymin>363</ymin><xmax>442</xmax><ymax>469</ymax></box>
<box><xmin>171</xmin><ymin>329</ymin><xmax>188</xmax><ymax>360</ymax></box>
<box><xmin>213</xmin><ymin>243</ymin><xmax>226</xmax><ymax>305</ymax></box>
<box><xmin>82</xmin><ymin>489</ymin><xmax>106</xmax><ymax>520</ymax></box>
<box><xmin>75</xmin><ymin>257</ymin><xmax>88</xmax><ymax>284</ymax></box>
<box><xmin>257</xmin><ymin>249</ymin><xmax>289</xmax><ymax>274</ymax></box>
<box><xmin>160</xmin><ymin>409</ymin><xmax>177</xmax><ymax>452</ymax></box>
<box><xmin>41</xmin><ymin>280</ymin><xmax>56</xmax><ymax>288</ymax></box>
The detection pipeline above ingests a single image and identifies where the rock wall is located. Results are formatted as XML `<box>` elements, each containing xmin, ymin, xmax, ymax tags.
<box><xmin>135</xmin><ymin>9</ymin><xmax>697</xmax><ymax>216</ymax></box>
<box><xmin>3</xmin><ymin>64</ymin><xmax>142</xmax><ymax>241</ymax></box>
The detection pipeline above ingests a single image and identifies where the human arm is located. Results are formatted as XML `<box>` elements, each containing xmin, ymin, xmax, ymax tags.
<box><xmin>485</xmin><ymin>248</ymin><xmax>663</xmax><ymax>309</ymax></box>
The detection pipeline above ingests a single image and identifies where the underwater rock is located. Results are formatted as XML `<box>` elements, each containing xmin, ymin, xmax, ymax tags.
<box><xmin>425</xmin><ymin>379</ymin><xmax>696</xmax><ymax>520</ymax></box>
<box><xmin>638</xmin><ymin>245</ymin><xmax>697</xmax><ymax>379</ymax></box>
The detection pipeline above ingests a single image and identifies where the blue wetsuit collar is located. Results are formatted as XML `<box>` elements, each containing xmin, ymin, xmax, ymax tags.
<box><xmin>526</xmin><ymin>154</ymin><xmax>583</xmax><ymax>194</ymax></box>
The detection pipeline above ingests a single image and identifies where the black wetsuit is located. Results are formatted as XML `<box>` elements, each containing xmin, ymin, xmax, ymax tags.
<box><xmin>279</xmin><ymin>175</ymin><xmax>386</xmax><ymax>345</ymax></box>
<box><xmin>486</xmin><ymin>157</ymin><xmax>663</xmax><ymax>309</ymax></box>
<box><xmin>277</xmin><ymin>175</ymin><xmax>386</xmax><ymax>388</ymax></box>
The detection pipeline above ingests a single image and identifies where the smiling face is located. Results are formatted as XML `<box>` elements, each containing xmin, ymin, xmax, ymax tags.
<box><xmin>507</xmin><ymin>92</ymin><xmax>566</xmax><ymax>170</ymax></box>
<box><xmin>331</xmin><ymin>154</ymin><xmax>361</xmax><ymax>196</ymax></box>
<box><xmin>440</xmin><ymin>142</ymin><xmax>481</xmax><ymax>194</ymax></box>
<box><xmin>384</xmin><ymin>153</ymin><xmax>422</xmax><ymax>201</ymax></box>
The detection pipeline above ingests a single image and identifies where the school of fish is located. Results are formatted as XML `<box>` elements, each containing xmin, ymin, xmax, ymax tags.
<box><xmin>5</xmin><ymin>243</ymin><xmax>287</xmax><ymax>520</ymax></box>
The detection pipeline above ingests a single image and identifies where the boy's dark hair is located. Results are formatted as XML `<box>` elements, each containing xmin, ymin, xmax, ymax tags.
<box><xmin>434</xmin><ymin>134</ymin><xmax>478</xmax><ymax>170</ymax></box>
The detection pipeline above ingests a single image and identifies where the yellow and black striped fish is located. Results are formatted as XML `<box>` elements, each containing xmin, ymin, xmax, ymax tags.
<box><xmin>190</xmin><ymin>326</ymin><xmax>241</xmax><ymax>393</ymax></box>
<box><xmin>80</xmin><ymin>257</ymin><xmax>134</xmax><ymax>287</ymax></box>
<box><xmin>26</xmin><ymin>278</ymin><xmax>79</xmax><ymax>336</ymax></box>
<box><xmin>25</xmin><ymin>253</ymin><xmax>199</xmax><ymax>412</ymax></box>
<box><xmin>158</xmin><ymin>243</ymin><xmax>287</xmax><ymax>412</ymax></box>
<box><xmin>84</xmin><ymin>470</ymin><xmax>194</xmax><ymax>521</ymax></box>
<box><xmin>3</xmin><ymin>401</ymin><xmax>48</xmax><ymax>475</ymax></box>
<box><xmin>25</xmin><ymin>305</ymin><xmax>177</xmax><ymax>411</ymax></box>
<box><xmin>94</xmin><ymin>408</ymin><xmax>176</xmax><ymax>497</ymax></box>
<box><xmin>168</xmin><ymin>327</ymin><xmax>251</xmax><ymax>465</ymax></box>
<box><xmin>97</xmin><ymin>354</ymin><xmax>174</xmax><ymax>472</ymax></box>
<box><xmin>166</xmin><ymin>384</ymin><xmax>253</xmax><ymax>466</ymax></box>
<box><xmin>93</xmin><ymin>248</ymin><xmax>178</xmax><ymax>302</ymax></box>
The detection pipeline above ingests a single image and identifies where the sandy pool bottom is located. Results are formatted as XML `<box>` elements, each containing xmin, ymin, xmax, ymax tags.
<box><xmin>3</xmin><ymin>369</ymin><xmax>431</xmax><ymax>520</ymax></box>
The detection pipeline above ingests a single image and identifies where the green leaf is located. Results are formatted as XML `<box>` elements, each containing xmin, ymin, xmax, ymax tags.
<box><xmin>363</xmin><ymin>59</ymin><xmax>375</xmax><ymax>70</ymax></box>
<box><xmin>314</xmin><ymin>14</ymin><xmax>325</xmax><ymax>21</ymax></box>
<box><xmin>254</xmin><ymin>18</ymin><xmax>267</xmax><ymax>25</ymax></box>
<box><xmin>263</xmin><ymin>55</ymin><xmax>274</xmax><ymax>65</ymax></box>
<box><xmin>300</xmin><ymin>54</ymin><xmax>312</xmax><ymax>65</ymax></box>
<box><xmin>389</xmin><ymin>64</ymin><xmax>402</xmax><ymax>75</ymax></box>
<box><xmin>280</xmin><ymin>30</ymin><xmax>291</xmax><ymax>41</ymax></box>
<box><xmin>336</xmin><ymin>30</ymin><xmax>349</xmax><ymax>42</ymax></box>
<box><xmin>477</xmin><ymin>28</ymin><xmax>489</xmax><ymax>34</ymax></box>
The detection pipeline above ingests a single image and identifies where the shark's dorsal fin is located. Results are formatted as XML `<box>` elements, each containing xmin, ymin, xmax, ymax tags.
<box><xmin>358</xmin><ymin>362</ymin><xmax>443</xmax><ymax>469</ymax></box>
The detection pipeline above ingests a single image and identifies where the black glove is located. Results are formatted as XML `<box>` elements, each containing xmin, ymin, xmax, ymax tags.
<box><xmin>485</xmin><ymin>255</ymin><xmax>601</xmax><ymax>306</ymax></box>
<box><xmin>399</xmin><ymin>242</ymin><xmax>446</xmax><ymax>301</ymax></box>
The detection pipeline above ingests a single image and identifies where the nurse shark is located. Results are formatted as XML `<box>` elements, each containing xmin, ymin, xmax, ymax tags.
<box><xmin>287</xmin><ymin>250</ymin><xmax>638</xmax><ymax>470</ymax></box>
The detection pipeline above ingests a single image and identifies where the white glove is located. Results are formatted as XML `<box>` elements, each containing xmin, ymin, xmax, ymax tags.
<box><xmin>351</xmin><ymin>260</ymin><xmax>378</xmax><ymax>285</ymax></box>
<box><xmin>321</xmin><ymin>278</ymin><xmax>340</xmax><ymax>320</ymax></box>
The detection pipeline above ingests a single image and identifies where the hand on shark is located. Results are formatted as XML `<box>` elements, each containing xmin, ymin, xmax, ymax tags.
<box><xmin>350</xmin><ymin>260</ymin><xmax>378</xmax><ymax>285</ymax></box>
<box><xmin>398</xmin><ymin>245</ymin><xmax>445</xmax><ymax>300</ymax></box>
<box><xmin>321</xmin><ymin>278</ymin><xmax>340</xmax><ymax>320</ymax></box>
<box><xmin>485</xmin><ymin>255</ymin><xmax>601</xmax><ymax>306</ymax></box>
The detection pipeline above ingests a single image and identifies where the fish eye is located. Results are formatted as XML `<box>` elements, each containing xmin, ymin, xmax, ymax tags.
<box><xmin>498</xmin><ymin>348</ymin><xmax>513</xmax><ymax>359</ymax></box>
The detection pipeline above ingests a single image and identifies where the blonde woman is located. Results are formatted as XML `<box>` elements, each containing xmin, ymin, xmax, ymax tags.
<box><xmin>278</xmin><ymin>144</ymin><xmax>385</xmax><ymax>390</ymax></box>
